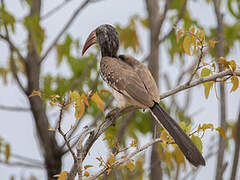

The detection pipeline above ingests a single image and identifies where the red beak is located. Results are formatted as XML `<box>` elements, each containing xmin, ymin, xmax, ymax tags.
<box><xmin>82</xmin><ymin>30</ymin><xmax>97</xmax><ymax>56</ymax></box>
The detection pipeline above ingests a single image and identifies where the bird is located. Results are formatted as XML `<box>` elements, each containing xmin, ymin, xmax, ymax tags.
<box><xmin>82</xmin><ymin>24</ymin><xmax>206</xmax><ymax>167</ymax></box>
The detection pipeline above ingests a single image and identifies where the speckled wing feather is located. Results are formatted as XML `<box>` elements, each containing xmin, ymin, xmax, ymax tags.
<box><xmin>119</xmin><ymin>55</ymin><xmax>160</xmax><ymax>103</ymax></box>
<box><xmin>100</xmin><ymin>56</ymin><xmax>154</xmax><ymax>107</ymax></box>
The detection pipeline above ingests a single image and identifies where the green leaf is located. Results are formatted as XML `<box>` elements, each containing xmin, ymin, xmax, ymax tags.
<box><xmin>203</xmin><ymin>81</ymin><xmax>214</xmax><ymax>99</ymax></box>
<box><xmin>24</xmin><ymin>15</ymin><xmax>45</xmax><ymax>55</ymax></box>
<box><xmin>191</xmin><ymin>135</ymin><xmax>202</xmax><ymax>153</ymax></box>
<box><xmin>0</xmin><ymin>7</ymin><xmax>16</xmax><ymax>32</ymax></box>
<box><xmin>201</xmin><ymin>68</ymin><xmax>211</xmax><ymax>77</ymax></box>
<box><xmin>183</xmin><ymin>36</ymin><xmax>191</xmax><ymax>56</ymax></box>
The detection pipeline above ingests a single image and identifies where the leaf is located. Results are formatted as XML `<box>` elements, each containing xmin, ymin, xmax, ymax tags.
<box><xmin>5</xmin><ymin>143</ymin><xmax>10</xmax><ymax>163</ymax></box>
<box><xmin>201</xmin><ymin>68</ymin><xmax>212</xmax><ymax>77</ymax></box>
<box><xmin>75</xmin><ymin>99</ymin><xmax>85</xmax><ymax>120</ymax></box>
<box><xmin>84</xmin><ymin>171</ymin><xmax>90</xmax><ymax>177</ymax></box>
<box><xmin>0</xmin><ymin>7</ymin><xmax>16</xmax><ymax>32</ymax></box>
<box><xmin>69</xmin><ymin>91</ymin><xmax>85</xmax><ymax>119</ymax></box>
<box><xmin>176</xmin><ymin>29</ymin><xmax>183</xmax><ymax>43</ymax></box>
<box><xmin>203</xmin><ymin>81</ymin><xmax>214</xmax><ymax>99</ymax></box>
<box><xmin>183</xmin><ymin>36</ymin><xmax>192</xmax><ymax>56</ymax></box>
<box><xmin>48</xmin><ymin>125</ymin><xmax>56</xmax><ymax>131</ymax></box>
<box><xmin>106</xmin><ymin>152</ymin><xmax>115</xmax><ymax>167</ymax></box>
<box><xmin>191</xmin><ymin>135</ymin><xmax>202</xmax><ymax>153</ymax></box>
<box><xmin>231</xmin><ymin>76</ymin><xmax>239</xmax><ymax>92</ymax></box>
<box><xmin>216</xmin><ymin>127</ymin><xmax>226</xmax><ymax>139</ymax></box>
<box><xmin>29</xmin><ymin>90</ymin><xmax>42</xmax><ymax>98</ymax></box>
<box><xmin>127</xmin><ymin>161</ymin><xmax>135</xmax><ymax>172</ymax></box>
<box><xmin>24</xmin><ymin>15</ymin><xmax>45</xmax><ymax>55</ymax></box>
<box><xmin>100</xmin><ymin>89</ymin><xmax>111</xmax><ymax>94</ymax></box>
<box><xmin>199</xmin><ymin>30</ymin><xmax>205</xmax><ymax>44</ymax></box>
<box><xmin>84</xmin><ymin>165</ymin><xmax>93</xmax><ymax>169</ymax></box>
<box><xmin>91</xmin><ymin>92</ymin><xmax>104</xmax><ymax>113</ymax></box>
<box><xmin>228</xmin><ymin>60</ymin><xmax>236</xmax><ymax>72</ymax></box>
<box><xmin>53</xmin><ymin>171</ymin><xmax>68</xmax><ymax>180</ymax></box>
<box><xmin>209</xmin><ymin>40</ymin><xmax>218</xmax><ymax>48</ymax></box>
<box><xmin>130</xmin><ymin>139</ymin><xmax>138</xmax><ymax>147</ymax></box>
<box><xmin>201</xmin><ymin>123</ymin><xmax>214</xmax><ymax>131</ymax></box>
<box><xmin>81</xmin><ymin>93</ymin><xmax>89</xmax><ymax>106</ymax></box>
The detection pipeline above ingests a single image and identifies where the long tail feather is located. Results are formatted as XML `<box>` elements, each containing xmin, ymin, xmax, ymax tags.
<box><xmin>150</xmin><ymin>103</ymin><xmax>205</xmax><ymax>167</ymax></box>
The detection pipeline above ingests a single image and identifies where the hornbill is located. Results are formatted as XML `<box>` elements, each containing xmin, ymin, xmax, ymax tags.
<box><xmin>82</xmin><ymin>24</ymin><xmax>205</xmax><ymax>167</ymax></box>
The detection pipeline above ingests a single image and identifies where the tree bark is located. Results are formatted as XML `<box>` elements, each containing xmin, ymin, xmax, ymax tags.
<box><xmin>145</xmin><ymin>0</ymin><xmax>162</xmax><ymax>179</ymax></box>
<box><xmin>230</xmin><ymin>107</ymin><xmax>240</xmax><ymax>180</ymax></box>
<box><xmin>213</xmin><ymin>1</ymin><xmax>227</xmax><ymax>180</ymax></box>
<box><xmin>25</xmin><ymin>0</ymin><xmax>62</xmax><ymax>179</ymax></box>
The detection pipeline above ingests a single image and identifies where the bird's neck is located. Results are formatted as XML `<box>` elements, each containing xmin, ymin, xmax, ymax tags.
<box><xmin>101</xmin><ymin>47</ymin><xmax>118</xmax><ymax>58</ymax></box>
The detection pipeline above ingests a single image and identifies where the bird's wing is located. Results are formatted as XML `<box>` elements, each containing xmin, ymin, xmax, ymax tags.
<box><xmin>119</xmin><ymin>55</ymin><xmax>160</xmax><ymax>103</ymax></box>
<box><xmin>100</xmin><ymin>56</ymin><xmax>154</xmax><ymax>107</ymax></box>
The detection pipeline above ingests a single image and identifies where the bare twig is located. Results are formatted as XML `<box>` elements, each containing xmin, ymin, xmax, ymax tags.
<box><xmin>57</xmin><ymin>102</ymin><xmax>77</xmax><ymax>161</ymax></box>
<box><xmin>158</xmin><ymin>0</ymin><xmax>188</xmax><ymax>45</ymax></box>
<box><xmin>0</xmin><ymin>160</ymin><xmax>44</xmax><ymax>169</ymax></box>
<box><xmin>187</xmin><ymin>40</ymin><xmax>205</xmax><ymax>85</ymax></box>
<box><xmin>41</xmin><ymin>0</ymin><xmax>73</xmax><ymax>20</ymax></box>
<box><xmin>40</xmin><ymin>0</ymin><xmax>93</xmax><ymax>63</ymax></box>
<box><xmin>0</xmin><ymin>105</ymin><xmax>30</xmax><ymax>112</ymax></box>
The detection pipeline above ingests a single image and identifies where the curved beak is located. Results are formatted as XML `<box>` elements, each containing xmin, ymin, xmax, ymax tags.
<box><xmin>82</xmin><ymin>29</ymin><xmax>97</xmax><ymax>56</ymax></box>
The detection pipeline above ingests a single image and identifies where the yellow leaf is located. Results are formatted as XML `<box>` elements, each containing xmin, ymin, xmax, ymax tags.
<box><xmin>199</xmin><ymin>30</ymin><xmax>205</xmax><ymax>44</ymax></box>
<box><xmin>179</xmin><ymin>121</ymin><xmax>186</xmax><ymax>131</ymax></box>
<box><xmin>231</xmin><ymin>76</ymin><xmax>239</xmax><ymax>92</ymax></box>
<box><xmin>5</xmin><ymin>143</ymin><xmax>10</xmax><ymax>164</ymax></box>
<box><xmin>191</xmin><ymin>135</ymin><xmax>203</xmax><ymax>153</ymax></box>
<box><xmin>84</xmin><ymin>165</ymin><xmax>93</xmax><ymax>169</ymax></box>
<box><xmin>201</xmin><ymin>123</ymin><xmax>214</xmax><ymax>131</ymax></box>
<box><xmin>190</xmin><ymin>26</ymin><xmax>195</xmax><ymax>34</ymax></box>
<box><xmin>81</xmin><ymin>93</ymin><xmax>89</xmax><ymax>106</ymax></box>
<box><xmin>48</xmin><ymin>125</ymin><xmax>56</xmax><ymax>131</ymax></box>
<box><xmin>176</xmin><ymin>29</ymin><xmax>183</xmax><ymax>43</ymax></box>
<box><xmin>106</xmin><ymin>152</ymin><xmax>115</xmax><ymax>167</ymax></box>
<box><xmin>201</xmin><ymin>68</ymin><xmax>212</xmax><ymax>77</ymax></box>
<box><xmin>183</xmin><ymin>36</ymin><xmax>192</xmax><ymax>56</ymax></box>
<box><xmin>91</xmin><ymin>92</ymin><xmax>104</xmax><ymax>113</ymax></box>
<box><xmin>203</xmin><ymin>81</ymin><xmax>214</xmax><ymax>99</ymax></box>
<box><xmin>29</xmin><ymin>90</ymin><xmax>41</xmax><ymax>98</ymax></box>
<box><xmin>53</xmin><ymin>171</ymin><xmax>68</xmax><ymax>180</ymax></box>
<box><xmin>75</xmin><ymin>98</ymin><xmax>85</xmax><ymax>120</ymax></box>
<box><xmin>127</xmin><ymin>161</ymin><xmax>135</xmax><ymax>172</ymax></box>
<box><xmin>209</xmin><ymin>40</ymin><xmax>217</xmax><ymax>48</ymax></box>
<box><xmin>216</xmin><ymin>127</ymin><xmax>226</xmax><ymax>139</ymax></box>
<box><xmin>160</xmin><ymin>130</ymin><xmax>169</xmax><ymax>143</ymax></box>
<box><xmin>100</xmin><ymin>89</ymin><xmax>111</xmax><ymax>94</ymax></box>
<box><xmin>130</xmin><ymin>139</ymin><xmax>138</xmax><ymax>147</ymax></box>
<box><xmin>218</xmin><ymin>57</ymin><xmax>228</xmax><ymax>65</ymax></box>
<box><xmin>228</xmin><ymin>60</ymin><xmax>236</xmax><ymax>72</ymax></box>
<box><xmin>84</xmin><ymin>171</ymin><xmax>90</xmax><ymax>177</ymax></box>
<box><xmin>201</xmin><ymin>61</ymin><xmax>209</xmax><ymax>66</ymax></box>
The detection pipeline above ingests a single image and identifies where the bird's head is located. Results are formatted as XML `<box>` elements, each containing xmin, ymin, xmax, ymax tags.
<box><xmin>82</xmin><ymin>24</ymin><xmax>120</xmax><ymax>57</ymax></box>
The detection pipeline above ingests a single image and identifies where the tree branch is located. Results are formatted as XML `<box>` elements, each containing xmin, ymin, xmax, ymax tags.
<box><xmin>0</xmin><ymin>105</ymin><xmax>30</xmax><ymax>112</ymax></box>
<box><xmin>230</xmin><ymin>106</ymin><xmax>240</xmax><ymax>180</ymax></box>
<box><xmin>160</xmin><ymin>69</ymin><xmax>240</xmax><ymax>100</ymax></box>
<box><xmin>40</xmin><ymin>0</ymin><xmax>93</xmax><ymax>63</ymax></box>
<box><xmin>86</xmin><ymin>138</ymin><xmax>163</xmax><ymax>180</ymax></box>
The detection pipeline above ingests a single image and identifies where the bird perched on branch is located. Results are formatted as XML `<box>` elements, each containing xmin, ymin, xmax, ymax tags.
<box><xmin>82</xmin><ymin>24</ymin><xmax>205</xmax><ymax>167</ymax></box>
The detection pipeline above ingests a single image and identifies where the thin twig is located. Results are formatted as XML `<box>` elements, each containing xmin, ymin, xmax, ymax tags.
<box><xmin>41</xmin><ymin>0</ymin><xmax>73</xmax><ymax>20</ymax></box>
<box><xmin>0</xmin><ymin>160</ymin><xmax>44</xmax><ymax>169</ymax></box>
<box><xmin>86</xmin><ymin>138</ymin><xmax>163</xmax><ymax>180</ymax></box>
<box><xmin>0</xmin><ymin>105</ymin><xmax>30</xmax><ymax>112</ymax></box>
<box><xmin>40</xmin><ymin>0</ymin><xmax>93</xmax><ymax>63</ymax></box>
